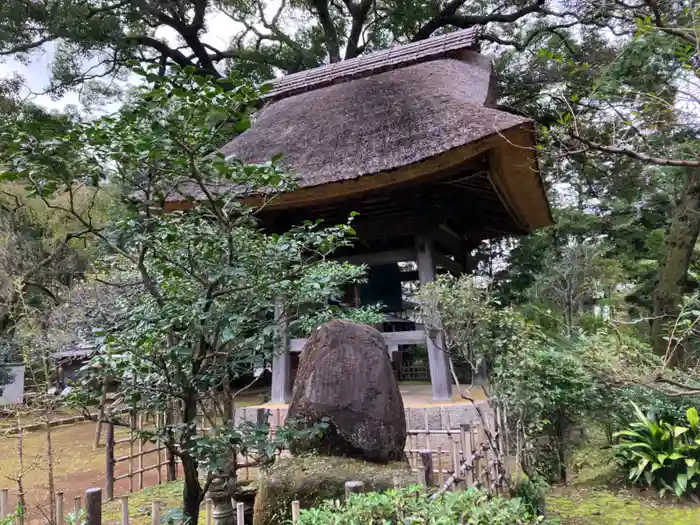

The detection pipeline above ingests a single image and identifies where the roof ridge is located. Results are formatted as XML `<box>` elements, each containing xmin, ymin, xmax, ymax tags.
<box><xmin>264</xmin><ymin>27</ymin><xmax>479</xmax><ymax>102</ymax></box>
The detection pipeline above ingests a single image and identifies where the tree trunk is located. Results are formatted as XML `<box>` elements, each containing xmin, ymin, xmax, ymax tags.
<box><xmin>181</xmin><ymin>391</ymin><xmax>201</xmax><ymax>524</ymax></box>
<box><xmin>181</xmin><ymin>453</ymin><xmax>201</xmax><ymax>524</ymax></box>
<box><xmin>651</xmin><ymin>170</ymin><xmax>700</xmax><ymax>360</ymax></box>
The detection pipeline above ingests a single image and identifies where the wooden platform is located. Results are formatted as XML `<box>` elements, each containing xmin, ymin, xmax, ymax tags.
<box><xmin>248</xmin><ymin>382</ymin><xmax>487</xmax><ymax>410</ymax></box>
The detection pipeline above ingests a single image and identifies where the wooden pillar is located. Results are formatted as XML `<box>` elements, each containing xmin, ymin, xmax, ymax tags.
<box><xmin>85</xmin><ymin>488</ymin><xmax>102</xmax><ymax>525</ymax></box>
<box><xmin>271</xmin><ymin>298</ymin><xmax>292</xmax><ymax>404</ymax></box>
<box><xmin>415</xmin><ymin>232</ymin><xmax>453</xmax><ymax>401</ymax></box>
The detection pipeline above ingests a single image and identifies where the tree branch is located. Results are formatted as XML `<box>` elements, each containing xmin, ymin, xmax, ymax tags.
<box><xmin>344</xmin><ymin>0</ymin><xmax>373</xmax><ymax>59</ymax></box>
<box><xmin>309</xmin><ymin>0</ymin><xmax>342</xmax><ymax>62</ymax></box>
<box><xmin>412</xmin><ymin>0</ymin><xmax>546</xmax><ymax>42</ymax></box>
<box><xmin>570</xmin><ymin>133</ymin><xmax>700</xmax><ymax>167</ymax></box>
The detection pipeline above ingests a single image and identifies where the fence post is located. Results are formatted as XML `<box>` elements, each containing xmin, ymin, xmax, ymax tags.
<box><xmin>344</xmin><ymin>481</ymin><xmax>364</xmax><ymax>501</ymax></box>
<box><xmin>74</xmin><ymin>496</ymin><xmax>82</xmax><ymax>516</ymax></box>
<box><xmin>120</xmin><ymin>496</ymin><xmax>129</xmax><ymax>525</ymax></box>
<box><xmin>56</xmin><ymin>491</ymin><xmax>64</xmax><ymax>525</ymax></box>
<box><xmin>205</xmin><ymin>499</ymin><xmax>213</xmax><ymax>525</ymax></box>
<box><xmin>461</xmin><ymin>423</ymin><xmax>473</xmax><ymax>488</ymax></box>
<box><xmin>164</xmin><ymin>406</ymin><xmax>177</xmax><ymax>482</ymax></box>
<box><xmin>85</xmin><ymin>488</ymin><xmax>102</xmax><ymax>525</ymax></box>
<box><xmin>420</xmin><ymin>450</ymin><xmax>434</xmax><ymax>487</ymax></box>
<box><xmin>451</xmin><ymin>439</ymin><xmax>460</xmax><ymax>489</ymax></box>
<box><xmin>236</xmin><ymin>502</ymin><xmax>245</xmax><ymax>525</ymax></box>
<box><xmin>106</xmin><ymin>423</ymin><xmax>115</xmax><ymax>500</ymax></box>
<box><xmin>151</xmin><ymin>500</ymin><xmax>160</xmax><ymax>525</ymax></box>
<box><xmin>0</xmin><ymin>488</ymin><xmax>8</xmax><ymax>519</ymax></box>
<box><xmin>291</xmin><ymin>501</ymin><xmax>300</xmax><ymax>524</ymax></box>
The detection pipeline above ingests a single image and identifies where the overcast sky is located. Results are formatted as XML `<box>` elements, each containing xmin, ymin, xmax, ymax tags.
<box><xmin>0</xmin><ymin>11</ymin><xmax>242</xmax><ymax>112</ymax></box>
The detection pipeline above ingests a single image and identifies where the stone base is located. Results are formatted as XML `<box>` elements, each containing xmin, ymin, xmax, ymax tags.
<box><xmin>234</xmin><ymin>399</ymin><xmax>494</xmax><ymax>433</ymax></box>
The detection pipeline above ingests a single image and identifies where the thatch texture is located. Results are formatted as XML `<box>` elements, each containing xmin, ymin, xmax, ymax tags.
<box><xmin>265</xmin><ymin>27</ymin><xmax>477</xmax><ymax>101</ymax></box>
<box><xmin>219</xmin><ymin>55</ymin><xmax>527</xmax><ymax>190</ymax></box>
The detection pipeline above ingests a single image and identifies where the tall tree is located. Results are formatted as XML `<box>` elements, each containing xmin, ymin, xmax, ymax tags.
<box><xmin>0</xmin><ymin>0</ymin><xmax>565</xmax><ymax>97</ymax></box>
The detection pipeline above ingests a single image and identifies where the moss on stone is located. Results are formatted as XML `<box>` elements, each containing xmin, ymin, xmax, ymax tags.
<box><xmin>253</xmin><ymin>455</ymin><xmax>413</xmax><ymax>525</ymax></box>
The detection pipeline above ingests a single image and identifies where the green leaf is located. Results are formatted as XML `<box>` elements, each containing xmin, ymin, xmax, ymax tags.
<box><xmin>688</xmin><ymin>408</ymin><xmax>699</xmax><ymax>428</ymax></box>
<box><xmin>677</xmin><ymin>472</ymin><xmax>688</xmax><ymax>494</ymax></box>
<box><xmin>674</xmin><ymin>426</ymin><xmax>689</xmax><ymax>438</ymax></box>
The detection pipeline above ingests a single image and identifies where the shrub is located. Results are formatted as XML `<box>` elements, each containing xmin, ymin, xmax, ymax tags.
<box><xmin>510</xmin><ymin>475</ymin><xmax>549</xmax><ymax>517</ymax></box>
<box><xmin>613</xmin><ymin>403</ymin><xmax>700</xmax><ymax>497</ymax></box>
<box><xmin>295</xmin><ymin>486</ymin><xmax>549</xmax><ymax>525</ymax></box>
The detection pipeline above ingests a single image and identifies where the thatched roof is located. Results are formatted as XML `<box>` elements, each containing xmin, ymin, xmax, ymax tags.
<box><xmin>165</xmin><ymin>28</ymin><xmax>552</xmax><ymax>236</ymax></box>
<box><xmin>219</xmin><ymin>53</ymin><xmax>524</xmax><ymax>189</ymax></box>
<box><xmin>265</xmin><ymin>28</ymin><xmax>477</xmax><ymax>101</ymax></box>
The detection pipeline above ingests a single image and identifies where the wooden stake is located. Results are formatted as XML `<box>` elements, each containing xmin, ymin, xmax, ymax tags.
<box><xmin>56</xmin><ymin>491</ymin><xmax>64</xmax><ymax>525</ymax></box>
<box><xmin>120</xmin><ymin>496</ymin><xmax>129</xmax><ymax>525</ymax></box>
<box><xmin>344</xmin><ymin>481</ymin><xmax>364</xmax><ymax>501</ymax></box>
<box><xmin>461</xmin><ymin>424</ymin><xmax>473</xmax><ymax>488</ymax></box>
<box><xmin>237</xmin><ymin>502</ymin><xmax>245</xmax><ymax>525</ymax></box>
<box><xmin>138</xmin><ymin>414</ymin><xmax>144</xmax><ymax>491</ymax></box>
<box><xmin>420</xmin><ymin>450</ymin><xmax>434</xmax><ymax>487</ymax></box>
<box><xmin>74</xmin><ymin>496</ymin><xmax>82</xmax><ymax>516</ymax></box>
<box><xmin>105</xmin><ymin>423</ymin><xmax>115</xmax><ymax>500</ymax></box>
<box><xmin>155</xmin><ymin>413</ymin><xmax>162</xmax><ymax>486</ymax></box>
<box><xmin>451</xmin><ymin>439</ymin><xmax>460</xmax><ymax>487</ymax></box>
<box><xmin>128</xmin><ymin>412</ymin><xmax>135</xmax><ymax>493</ymax></box>
<box><xmin>205</xmin><ymin>498</ymin><xmax>213</xmax><ymax>525</ymax></box>
<box><xmin>0</xmin><ymin>488</ymin><xmax>8</xmax><ymax>519</ymax></box>
<box><xmin>291</xmin><ymin>501</ymin><xmax>300</xmax><ymax>524</ymax></box>
<box><xmin>85</xmin><ymin>488</ymin><xmax>102</xmax><ymax>525</ymax></box>
<box><xmin>150</xmin><ymin>500</ymin><xmax>160</xmax><ymax>525</ymax></box>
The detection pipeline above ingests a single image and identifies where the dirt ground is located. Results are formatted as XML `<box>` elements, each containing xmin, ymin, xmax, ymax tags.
<box><xmin>0</xmin><ymin>391</ymin><xmax>267</xmax><ymax>524</ymax></box>
<box><xmin>0</xmin><ymin>420</ymin><xmax>184</xmax><ymax>523</ymax></box>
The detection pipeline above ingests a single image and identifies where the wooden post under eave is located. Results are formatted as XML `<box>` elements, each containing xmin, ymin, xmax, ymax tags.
<box><xmin>271</xmin><ymin>298</ymin><xmax>292</xmax><ymax>403</ymax></box>
<box><xmin>415</xmin><ymin>232</ymin><xmax>453</xmax><ymax>401</ymax></box>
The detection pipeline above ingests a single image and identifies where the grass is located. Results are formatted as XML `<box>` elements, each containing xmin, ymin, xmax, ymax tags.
<box><xmin>102</xmin><ymin>482</ymin><xmax>185</xmax><ymax>525</ymax></box>
<box><xmin>547</xmin><ymin>432</ymin><xmax>700</xmax><ymax>525</ymax></box>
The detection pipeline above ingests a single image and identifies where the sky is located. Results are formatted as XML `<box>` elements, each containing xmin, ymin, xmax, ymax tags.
<box><xmin>0</xmin><ymin>10</ymin><xmax>242</xmax><ymax>113</ymax></box>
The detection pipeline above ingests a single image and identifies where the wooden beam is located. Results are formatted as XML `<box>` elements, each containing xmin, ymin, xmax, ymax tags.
<box><xmin>337</xmin><ymin>248</ymin><xmax>416</xmax><ymax>266</ymax></box>
<box><xmin>415</xmin><ymin>232</ymin><xmax>453</xmax><ymax>401</ymax></box>
<box><xmin>399</xmin><ymin>269</ymin><xmax>448</xmax><ymax>282</ymax></box>
<box><xmin>433</xmin><ymin>224</ymin><xmax>468</xmax><ymax>260</ymax></box>
<box><xmin>434</xmin><ymin>252</ymin><xmax>463</xmax><ymax>276</ymax></box>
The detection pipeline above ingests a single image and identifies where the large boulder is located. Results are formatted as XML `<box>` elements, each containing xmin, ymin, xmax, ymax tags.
<box><xmin>253</xmin><ymin>455</ymin><xmax>414</xmax><ymax>525</ymax></box>
<box><xmin>287</xmin><ymin>320</ymin><xmax>407</xmax><ymax>462</ymax></box>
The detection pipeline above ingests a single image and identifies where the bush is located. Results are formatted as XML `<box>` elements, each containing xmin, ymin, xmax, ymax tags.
<box><xmin>613</xmin><ymin>403</ymin><xmax>700</xmax><ymax>497</ymax></box>
<box><xmin>295</xmin><ymin>486</ymin><xmax>550</xmax><ymax>525</ymax></box>
<box><xmin>510</xmin><ymin>475</ymin><xmax>549</xmax><ymax>517</ymax></box>
<box><xmin>253</xmin><ymin>456</ymin><xmax>414</xmax><ymax>525</ymax></box>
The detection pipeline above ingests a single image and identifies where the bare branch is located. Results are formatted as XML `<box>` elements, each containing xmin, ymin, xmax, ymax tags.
<box><xmin>571</xmin><ymin>133</ymin><xmax>700</xmax><ymax>167</ymax></box>
<box><xmin>412</xmin><ymin>0</ymin><xmax>546</xmax><ymax>42</ymax></box>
